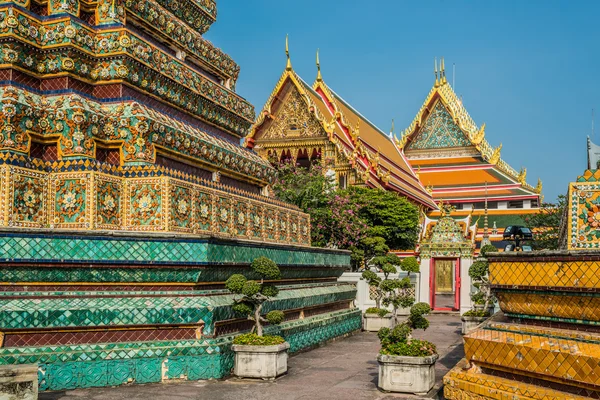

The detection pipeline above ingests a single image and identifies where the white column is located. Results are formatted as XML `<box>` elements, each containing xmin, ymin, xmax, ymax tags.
<box><xmin>419</xmin><ymin>258</ymin><xmax>431</xmax><ymax>305</ymax></box>
<box><xmin>459</xmin><ymin>258</ymin><xmax>473</xmax><ymax>314</ymax></box>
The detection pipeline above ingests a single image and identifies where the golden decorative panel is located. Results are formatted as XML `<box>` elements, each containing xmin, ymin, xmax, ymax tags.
<box><xmin>0</xmin><ymin>164</ymin><xmax>310</xmax><ymax>246</ymax></box>
<box><xmin>8</xmin><ymin>166</ymin><xmax>47</xmax><ymax>228</ymax></box>
<box><xmin>567</xmin><ymin>181</ymin><xmax>600</xmax><ymax>250</ymax></box>
<box><xmin>463</xmin><ymin>328</ymin><xmax>600</xmax><ymax>390</ymax></box>
<box><xmin>489</xmin><ymin>259</ymin><xmax>600</xmax><ymax>289</ymax></box>
<box><xmin>263</xmin><ymin>88</ymin><xmax>327</xmax><ymax>140</ymax></box>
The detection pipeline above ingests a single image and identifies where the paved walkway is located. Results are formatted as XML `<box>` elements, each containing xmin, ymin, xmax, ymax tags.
<box><xmin>40</xmin><ymin>314</ymin><xmax>463</xmax><ymax>400</ymax></box>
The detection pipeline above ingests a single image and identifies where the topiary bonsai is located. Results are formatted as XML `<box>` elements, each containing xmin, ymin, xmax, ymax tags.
<box><xmin>377</xmin><ymin>302</ymin><xmax>436</xmax><ymax>357</ymax></box>
<box><xmin>466</xmin><ymin>254</ymin><xmax>496</xmax><ymax>318</ymax></box>
<box><xmin>226</xmin><ymin>256</ymin><xmax>286</xmax><ymax>345</ymax></box>
<box><xmin>381</xmin><ymin>256</ymin><xmax>421</xmax><ymax>319</ymax></box>
<box><xmin>363</xmin><ymin>255</ymin><xmax>420</xmax><ymax>318</ymax></box>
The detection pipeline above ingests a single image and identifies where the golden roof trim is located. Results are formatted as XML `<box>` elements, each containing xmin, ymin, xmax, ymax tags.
<box><xmin>397</xmin><ymin>69</ymin><xmax>537</xmax><ymax>193</ymax></box>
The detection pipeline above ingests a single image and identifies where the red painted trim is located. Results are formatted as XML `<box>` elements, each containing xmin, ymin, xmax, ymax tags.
<box><xmin>442</xmin><ymin>195</ymin><xmax>540</xmax><ymax>203</ymax></box>
<box><xmin>419</xmin><ymin>164</ymin><xmax>492</xmax><ymax>172</ymax></box>
<box><xmin>434</xmin><ymin>184</ymin><xmax>522</xmax><ymax>193</ymax></box>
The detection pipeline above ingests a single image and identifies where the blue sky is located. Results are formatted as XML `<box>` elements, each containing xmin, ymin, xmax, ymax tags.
<box><xmin>206</xmin><ymin>1</ymin><xmax>598</xmax><ymax>202</ymax></box>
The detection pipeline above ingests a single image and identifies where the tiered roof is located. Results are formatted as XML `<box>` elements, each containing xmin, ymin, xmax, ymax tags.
<box><xmin>248</xmin><ymin>48</ymin><xmax>437</xmax><ymax>209</ymax></box>
<box><xmin>396</xmin><ymin>60</ymin><xmax>542</xmax><ymax>204</ymax></box>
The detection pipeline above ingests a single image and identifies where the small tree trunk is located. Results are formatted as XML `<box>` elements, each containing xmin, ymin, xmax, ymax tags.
<box><xmin>255</xmin><ymin>303</ymin><xmax>263</xmax><ymax>336</ymax></box>
<box><xmin>376</xmin><ymin>289</ymin><xmax>382</xmax><ymax>309</ymax></box>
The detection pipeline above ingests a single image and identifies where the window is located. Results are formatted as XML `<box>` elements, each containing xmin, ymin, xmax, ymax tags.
<box><xmin>531</xmin><ymin>199</ymin><xmax>539</xmax><ymax>208</ymax></box>
<box><xmin>473</xmin><ymin>202</ymin><xmax>498</xmax><ymax>209</ymax></box>
<box><xmin>508</xmin><ymin>200</ymin><xmax>524</xmax><ymax>209</ymax></box>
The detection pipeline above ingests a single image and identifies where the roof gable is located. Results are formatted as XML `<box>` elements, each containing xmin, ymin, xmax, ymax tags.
<box><xmin>406</xmin><ymin>100</ymin><xmax>472</xmax><ymax>151</ymax></box>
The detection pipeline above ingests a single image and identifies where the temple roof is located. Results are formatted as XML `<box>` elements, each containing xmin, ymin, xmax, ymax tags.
<box><xmin>248</xmin><ymin>55</ymin><xmax>437</xmax><ymax>210</ymax></box>
<box><xmin>396</xmin><ymin>60</ymin><xmax>541</xmax><ymax>203</ymax></box>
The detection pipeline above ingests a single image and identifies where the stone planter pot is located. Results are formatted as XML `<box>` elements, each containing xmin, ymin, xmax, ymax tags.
<box><xmin>0</xmin><ymin>364</ymin><xmax>38</xmax><ymax>400</ymax></box>
<box><xmin>461</xmin><ymin>315</ymin><xmax>488</xmax><ymax>334</ymax></box>
<box><xmin>377</xmin><ymin>353</ymin><xmax>439</xmax><ymax>394</ymax></box>
<box><xmin>232</xmin><ymin>342</ymin><xmax>290</xmax><ymax>379</ymax></box>
<box><xmin>363</xmin><ymin>313</ymin><xmax>394</xmax><ymax>332</ymax></box>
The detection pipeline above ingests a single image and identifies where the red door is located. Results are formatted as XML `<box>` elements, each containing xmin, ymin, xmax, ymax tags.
<box><xmin>430</xmin><ymin>258</ymin><xmax>460</xmax><ymax>311</ymax></box>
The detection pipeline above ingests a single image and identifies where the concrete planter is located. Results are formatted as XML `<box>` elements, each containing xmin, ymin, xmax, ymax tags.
<box><xmin>0</xmin><ymin>364</ymin><xmax>38</xmax><ymax>400</ymax></box>
<box><xmin>363</xmin><ymin>313</ymin><xmax>394</xmax><ymax>332</ymax></box>
<box><xmin>377</xmin><ymin>353</ymin><xmax>439</xmax><ymax>394</ymax></box>
<box><xmin>461</xmin><ymin>315</ymin><xmax>488</xmax><ymax>334</ymax></box>
<box><xmin>232</xmin><ymin>342</ymin><xmax>290</xmax><ymax>379</ymax></box>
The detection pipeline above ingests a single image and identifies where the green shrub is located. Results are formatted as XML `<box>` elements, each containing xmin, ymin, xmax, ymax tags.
<box><xmin>469</xmin><ymin>260</ymin><xmax>489</xmax><ymax>281</ymax></box>
<box><xmin>462</xmin><ymin>310</ymin><xmax>490</xmax><ymax>318</ymax></box>
<box><xmin>470</xmin><ymin>291</ymin><xmax>485</xmax><ymax>305</ymax></box>
<box><xmin>225</xmin><ymin>274</ymin><xmax>246</xmax><ymax>293</ymax></box>
<box><xmin>380</xmin><ymin>339</ymin><xmax>437</xmax><ymax>357</ymax></box>
<box><xmin>242</xmin><ymin>280</ymin><xmax>261</xmax><ymax>297</ymax></box>
<box><xmin>251</xmin><ymin>256</ymin><xmax>281</xmax><ymax>280</ymax></box>
<box><xmin>479</xmin><ymin>244</ymin><xmax>497</xmax><ymax>257</ymax></box>
<box><xmin>233</xmin><ymin>333</ymin><xmax>285</xmax><ymax>346</ymax></box>
<box><xmin>400</xmin><ymin>256</ymin><xmax>420</xmax><ymax>274</ymax></box>
<box><xmin>265</xmin><ymin>310</ymin><xmax>285</xmax><ymax>324</ymax></box>
<box><xmin>365</xmin><ymin>307</ymin><xmax>389</xmax><ymax>317</ymax></box>
<box><xmin>377</xmin><ymin>324</ymin><xmax>436</xmax><ymax>357</ymax></box>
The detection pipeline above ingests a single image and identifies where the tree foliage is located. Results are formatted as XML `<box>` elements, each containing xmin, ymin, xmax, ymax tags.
<box><xmin>346</xmin><ymin>186</ymin><xmax>420</xmax><ymax>250</ymax></box>
<box><xmin>271</xmin><ymin>161</ymin><xmax>367</xmax><ymax>248</ymax></box>
<box><xmin>225</xmin><ymin>257</ymin><xmax>284</xmax><ymax>337</ymax></box>
<box><xmin>271</xmin><ymin>162</ymin><xmax>420</xmax><ymax>254</ymax></box>
<box><xmin>523</xmin><ymin>195</ymin><xmax>566</xmax><ymax>250</ymax></box>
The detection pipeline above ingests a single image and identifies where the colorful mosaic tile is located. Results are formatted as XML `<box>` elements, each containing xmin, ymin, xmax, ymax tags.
<box><xmin>0</xmin><ymin>234</ymin><xmax>348</xmax><ymax>266</ymax></box>
<box><xmin>0</xmin><ymin>284</ymin><xmax>357</xmax><ymax>332</ymax></box>
<box><xmin>567</xmin><ymin>181</ymin><xmax>600</xmax><ymax>249</ymax></box>
<box><xmin>0</xmin><ymin>162</ymin><xmax>309</xmax><ymax>245</ymax></box>
<box><xmin>463</xmin><ymin>326</ymin><xmax>600</xmax><ymax>392</ymax></box>
<box><xmin>444</xmin><ymin>360</ymin><xmax>595</xmax><ymax>400</ymax></box>
<box><xmin>0</xmin><ymin>308</ymin><xmax>360</xmax><ymax>391</ymax></box>
<box><xmin>496</xmin><ymin>291</ymin><xmax>600</xmax><ymax>325</ymax></box>
<box><xmin>489</xmin><ymin>257</ymin><xmax>600</xmax><ymax>289</ymax></box>
<box><xmin>406</xmin><ymin>100</ymin><xmax>472</xmax><ymax>150</ymax></box>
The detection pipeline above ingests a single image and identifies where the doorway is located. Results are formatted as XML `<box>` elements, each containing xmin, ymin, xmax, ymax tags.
<box><xmin>430</xmin><ymin>258</ymin><xmax>460</xmax><ymax>311</ymax></box>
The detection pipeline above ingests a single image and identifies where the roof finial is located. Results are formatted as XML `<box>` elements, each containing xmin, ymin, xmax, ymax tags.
<box><xmin>434</xmin><ymin>58</ymin><xmax>439</xmax><ymax>87</ymax></box>
<box><xmin>441</xmin><ymin>57</ymin><xmax>447</xmax><ymax>84</ymax></box>
<box><xmin>482</xmin><ymin>181</ymin><xmax>492</xmax><ymax>247</ymax></box>
<box><xmin>316</xmin><ymin>48</ymin><xmax>322</xmax><ymax>81</ymax></box>
<box><xmin>285</xmin><ymin>34</ymin><xmax>292</xmax><ymax>71</ymax></box>
<box><xmin>390</xmin><ymin>118</ymin><xmax>395</xmax><ymax>135</ymax></box>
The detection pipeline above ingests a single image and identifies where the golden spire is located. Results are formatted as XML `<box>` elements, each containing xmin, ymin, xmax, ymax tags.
<box><xmin>316</xmin><ymin>49</ymin><xmax>322</xmax><ymax>81</ymax></box>
<box><xmin>441</xmin><ymin>57</ymin><xmax>447</xmax><ymax>84</ymax></box>
<box><xmin>434</xmin><ymin>58</ymin><xmax>439</xmax><ymax>87</ymax></box>
<box><xmin>535</xmin><ymin>178</ymin><xmax>543</xmax><ymax>194</ymax></box>
<box><xmin>285</xmin><ymin>34</ymin><xmax>292</xmax><ymax>71</ymax></box>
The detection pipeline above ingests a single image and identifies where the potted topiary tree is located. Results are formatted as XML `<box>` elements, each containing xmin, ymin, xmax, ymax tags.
<box><xmin>461</xmin><ymin>244</ymin><xmax>497</xmax><ymax>334</ymax></box>
<box><xmin>362</xmin><ymin>254</ymin><xmax>403</xmax><ymax>331</ymax></box>
<box><xmin>227</xmin><ymin>256</ymin><xmax>288</xmax><ymax>379</ymax></box>
<box><xmin>380</xmin><ymin>256</ymin><xmax>420</xmax><ymax>322</ymax></box>
<box><xmin>377</xmin><ymin>302</ymin><xmax>438</xmax><ymax>394</ymax></box>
